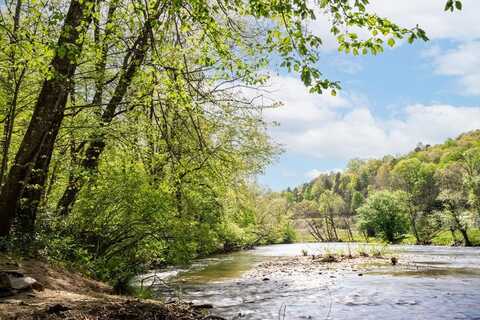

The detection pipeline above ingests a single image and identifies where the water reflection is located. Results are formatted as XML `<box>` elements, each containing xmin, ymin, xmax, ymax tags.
<box><xmin>171</xmin><ymin>252</ymin><xmax>267</xmax><ymax>284</ymax></box>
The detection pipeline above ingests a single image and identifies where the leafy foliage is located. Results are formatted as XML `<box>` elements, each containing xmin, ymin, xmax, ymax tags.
<box><xmin>357</xmin><ymin>190</ymin><xmax>409</xmax><ymax>243</ymax></box>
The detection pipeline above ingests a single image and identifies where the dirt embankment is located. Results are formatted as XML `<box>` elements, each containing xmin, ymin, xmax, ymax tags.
<box><xmin>0</xmin><ymin>257</ymin><xmax>220</xmax><ymax>320</ymax></box>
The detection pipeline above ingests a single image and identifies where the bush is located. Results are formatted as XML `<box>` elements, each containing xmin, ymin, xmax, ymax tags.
<box><xmin>282</xmin><ymin>223</ymin><xmax>298</xmax><ymax>244</ymax></box>
<box><xmin>358</xmin><ymin>191</ymin><xmax>410</xmax><ymax>243</ymax></box>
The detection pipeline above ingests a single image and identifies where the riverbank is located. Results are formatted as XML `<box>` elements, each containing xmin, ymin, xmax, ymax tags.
<box><xmin>0</xmin><ymin>257</ymin><xmax>220</xmax><ymax>320</ymax></box>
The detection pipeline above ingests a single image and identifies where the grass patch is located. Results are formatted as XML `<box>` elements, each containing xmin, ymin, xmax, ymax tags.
<box><xmin>398</xmin><ymin>234</ymin><xmax>417</xmax><ymax>245</ymax></box>
<box><xmin>132</xmin><ymin>286</ymin><xmax>155</xmax><ymax>299</ymax></box>
<box><xmin>356</xmin><ymin>244</ymin><xmax>391</xmax><ymax>258</ymax></box>
<box><xmin>431</xmin><ymin>228</ymin><xmax>480</xmax><ymax>246</ymax></box>
<box><xmin>307</xmin><ymin>243</ymin><xmax>392</xmax><ymax>261</ymax></box>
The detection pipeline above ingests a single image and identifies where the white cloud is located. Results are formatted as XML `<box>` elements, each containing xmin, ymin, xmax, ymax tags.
<box><xmin>367</xmin><ymin>0</ymin><xmax>480</xmax><ymax>41</ymax></box>
<box><xmin>429</xmin><ymin>41</ymin><xmax>480</xmax><ymax>95</ymax></box>
<box><xmin>265</xmin><ymin>76</ymin><xmax>480</xmax><ymax>162</ymax></box>
<box><xmin>261</xmin><ymin>75</ymin><xmax>352</xmax><ymax>131</ymax></box>
<box><xmin>306</xmin><ymin>168</ymin><xmax>343</xmax><ymax>180</ymax></box>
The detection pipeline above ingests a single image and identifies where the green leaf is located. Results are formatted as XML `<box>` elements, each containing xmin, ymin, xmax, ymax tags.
<box><xmin>57</xmin><ymin>45</ymin><xmax>66</xmax><ymax>58</ymax></box>
<box><xmin>444</xmin><ymin>0</ymin><xmax>454</xmax><ymax>11</ymax></box>
<box><xmin>301</xmin><ymin>68</ymin><xmax>312</xmax><ymax>86</ymax></box>
<box><xmin>444</xmin><ymin>0</ymin><xmax>452</xmax><ymax>11</ymax></box>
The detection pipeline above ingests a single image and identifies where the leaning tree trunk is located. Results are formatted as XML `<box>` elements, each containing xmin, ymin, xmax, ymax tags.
<box><xmin>450</xmin><ymin>227</ymin><xmax>457</xmax><ymax>244</ymax></box>
<box><xmin>343</xmin><ymin>216</ymin><xmax>354</xmax><ymax>242</ymax></box>
<box><xmin>329</xmin><ymin>214</ymin><xmax>339</xmax><ymax>241</ymax></box>
<box><xmin>56</xmin><ymin>0</ymin><xmax>119</xmax><ymax>216</ymax></box>
<box><xmin>57</xmin><ymin>2</ymin><xmax>162</xmax><ymax>216</ymax></box>
<box><xmin>0</xmin><ymin>0</ymin><xmax>94</xmax><ymax>239</ymax></box>
<box><xmin>13</xmin><ymin>119</ymin><xmax>63</xmax><ymax>244</ymax></box>
<box><xmin>459</xmin><ymin>228</ymin><xmax>472</xmax><ymax>247</ymax></box>
<box><xmin>307</xmin><ymin>219</ymin><xmax>325</xmax><ymax>242</ymax></box>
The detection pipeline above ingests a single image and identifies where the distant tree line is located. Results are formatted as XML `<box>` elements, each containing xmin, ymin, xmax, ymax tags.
<box><xmin>282</xmin><ymin>131</ymin><xmax>480</xmax><ymax>246</ymax></box>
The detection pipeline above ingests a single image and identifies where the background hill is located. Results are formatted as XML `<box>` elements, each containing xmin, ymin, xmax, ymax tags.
<box><xmin>277</xmin><ymin>130</ymin><xmax>480</xmax><ymax>245</ymax></box>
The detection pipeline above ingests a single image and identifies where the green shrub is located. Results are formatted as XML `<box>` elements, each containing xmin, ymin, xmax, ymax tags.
<box><xmin>282</xmin><ymin>224</ymin><xmax>297</xmax><ymax>244</ymax></box>
<box><xmin>358</xmin><ymin>191</ymin><xmax>410</xmax><ymax>243</ymax></box>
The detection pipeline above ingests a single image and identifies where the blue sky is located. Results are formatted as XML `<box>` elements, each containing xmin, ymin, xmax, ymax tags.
<box><xmin>258</xmin><ymin>0</ymin><xmax>480</xmax><ymax>190</ymax></box>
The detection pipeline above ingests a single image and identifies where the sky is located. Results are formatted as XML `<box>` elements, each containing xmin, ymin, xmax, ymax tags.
<box><xmin>257</xmin><ymin>0</ymin><xmax>480</xmax><ymax>191</ymax></box>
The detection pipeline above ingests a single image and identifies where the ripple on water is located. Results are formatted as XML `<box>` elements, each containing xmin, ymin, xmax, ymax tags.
<box><xmin>366</xmin><ymin>266</ymin><xmax>480</xmax><ymax>278</ymax></box>
<box><xmin>146</xmin><ymin>243</ymin><xmax>480</xmax><ymax>320</ymax></box>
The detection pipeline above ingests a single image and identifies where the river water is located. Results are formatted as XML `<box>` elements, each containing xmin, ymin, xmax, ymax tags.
<box><xmin>145</xmin><ymin>243</ymin><xmax>480</xmax><ymax>319</ymax></box>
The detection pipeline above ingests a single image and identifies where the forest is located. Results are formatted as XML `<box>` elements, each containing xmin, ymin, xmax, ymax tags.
<box><xmin>278</xmin><ymin>130</ymin><xmax>480</xmax><ymax>246</ymax></box>
<box><xmin>0</xmin><ymin>1</ymin><xmax>477</xmax><ymax>318</ymax></box>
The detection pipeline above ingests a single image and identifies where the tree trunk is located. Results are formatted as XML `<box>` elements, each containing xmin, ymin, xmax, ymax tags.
<box><xmin>343</xmin><ymin>216</ymin><xmax>353</xmax><ymax>241</ymax></box>
<box><xmin>450</xmin><ymin>226</ymin><xmax>457</xmax><ymax>244</ymax></box>
<box><xmin>0</xmin><ymin>0</ymin><xmax>94</xmax><ymax>238</ymax></box>
<box><xmin>307</xmin><ymin>220</ymin><xmax>325</xmax><ymax>242</ymax></box>
<box><xmin>330</xmin><ymin>215</ymin><xmax>339</xmax><ymax>241</ymax></box>
<box><xmin>57</xmin><ymin>1</ymin><xmax>118</xmax><ymax>216</ymax></box>
<box><xmin>57</xmin><ymin>2</ymin><xmax>162</xmax><ymax>216</ymax></box>
<box><xmin>409</xmin><ymin>208</ymin><xmax>421</xmax><ymax>244</ymax></box>
<box><xmin>14</xmin><ymin>120</ymin><xmax>61</xmax><ymax>245</ymax></box>
<box><xmin>0</xmin><ymin>0</ymin><xmax>24</xmax><ymax>187</ymax></box>
<box><xmin>324</xmin><ymin>216</ymin><xmax>331</xmax><ymax>241</ymax></box>
<box><xmin>1</xmin><ymin>85</ymin><xmax>19</xmax><ymax>186</ymax></box>
<box><xmin>459</xmin><ymin>228</ymin><xmax>472</xmax><ymax>247</ymax></box>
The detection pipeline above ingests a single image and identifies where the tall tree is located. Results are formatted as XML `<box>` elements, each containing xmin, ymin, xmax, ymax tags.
<box><xmin>0</xmin><ymin>0</ymin><xmax>24</xmax><ymax>187</ymax></box>
<box><xmin>461</xmin><ymin>147</ymin><xmax>480</xmax><ymax>219</ymax></box>
<box><xmin>56</xmin><ymin>0</ymin><xmax>165</xmax><ymax>216</ymax></box>
<box><xmin>391</xmin><ymin>158</ymin><xmax>437</xmax><ymax>244</ymax></box>
<box><xmin>436</xmin><ymin>164</ymin><xmax>473</xmax><ymax>246</ymax></box>
<box><xmin>0</xmin><ymin>0</ymin><xmax>95</xmax><ymax>239</ymax></box>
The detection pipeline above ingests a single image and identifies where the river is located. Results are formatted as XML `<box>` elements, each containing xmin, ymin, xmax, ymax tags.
<box><xmin>143</xmin><ymin>243</ymin><xmax>480</xmax><ymax>319</ymax></box>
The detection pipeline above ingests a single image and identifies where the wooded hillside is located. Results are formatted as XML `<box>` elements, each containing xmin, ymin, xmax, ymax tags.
<box><xmin>281</xmin><ymin>130</ymin><xmax>480</xmax><ymax>245</ymax></box>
